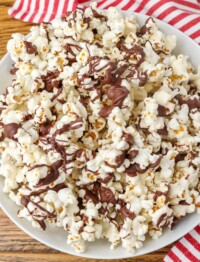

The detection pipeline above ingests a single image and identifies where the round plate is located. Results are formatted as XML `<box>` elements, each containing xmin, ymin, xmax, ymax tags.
<box><xmin>0</xmin><ymin>10</ymin><xmax>199</xmax><ymax>260</ymax></box>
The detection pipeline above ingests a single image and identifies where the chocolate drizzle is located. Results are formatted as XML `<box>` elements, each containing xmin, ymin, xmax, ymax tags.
<box><xmin>99</xmin><ymin>85</ymin><xmax>129</xmax><ymax>118</ymax></box>
<box><xmin>24</xmin><ymin>41</ymin><xmax>37</xmax><ymax>55</ymax></box>
<box><xmin>42</xmin><ymin>71</ymin><xmax>61</xmax><ymax>92</ymax></box>
<box><xmin>125</xmin><ymin>163</ymin><xmax>148</xmax><ymax>177</ymax></box>
<box><xmin>157</xmin><ymin>104</ymin><xmax>168</xmax><ymax>117</ymax></box>
<box><xmin>4</xmin><ymin>123</ymin><xmax>20</xmax><ymax>140</ymax></box>
<box><xmin>100</xmin><ymin>187</ymin><xmax>116</xmax><ymax>204</ymax></box>
<box><xmin>64</xmin><ymin>43</ymin><xmax>82</xmax><ymax>63</ymax></box>
<box><xmin>126</xmin><ymin>156</ymin><xmax>162</xmax><ymax>176</ymax></box>
<box><xmin>121</xmin><ymin>45</ymin><xmax>145</xmax><ymax>66</ymax></box>
<box><xmin>175</xmin><ymin>94</ymin><xmax>200</xmax><ymax>111</ymax></box>
<box><xmin>157</xmin><ymin>125</ymin><xmax>168</xmax><ymax>136</ymax></box>
<box><xmin>35</xmin><ymin>160</ymin><xmax>63</xmax><ymax>187</ymax></box>
<box><xmin>137</xmin><ymin>17</ymin><xmax>154</xmax><ymax>37</ymax></box>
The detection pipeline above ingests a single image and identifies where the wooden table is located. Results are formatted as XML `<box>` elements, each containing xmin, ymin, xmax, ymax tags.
<box><xmin>0</xmin><ymin>1</ymin><xmax>175</xmax><ymax>261</ymax></box>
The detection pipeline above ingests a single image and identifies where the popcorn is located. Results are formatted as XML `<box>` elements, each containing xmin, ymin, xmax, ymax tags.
<box><xmin>0</xmin><ymin>4</ymin><xmax>199</xmax><ymax>254</ymax></box>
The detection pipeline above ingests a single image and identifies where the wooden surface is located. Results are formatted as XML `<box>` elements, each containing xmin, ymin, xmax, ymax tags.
<box><xmin>0</xmin><ymin>1</ymin><xmax>175</xmax><ymax>261</ymax></box>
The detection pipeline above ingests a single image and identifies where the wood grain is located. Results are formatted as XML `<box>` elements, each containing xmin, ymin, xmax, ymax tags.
<box><xmin>0</xmin><ymin>1</ymin><xmax>175</xmax><ymax>261</ymax></box>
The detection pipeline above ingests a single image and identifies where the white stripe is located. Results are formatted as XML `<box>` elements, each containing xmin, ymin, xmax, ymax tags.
<box><xmin>194</xmin><ymin>36</ymin><xmax>200</xmax><ymax>44</ymax></box>
<box><xmin>33</xmin><ymin>0</ymin><xmax>45</xmax><ymax>23</ymax></box>
<box><xmin>23</xmin><ymin>0</ymin><xmax>36</xmax><ymax>22</ymax></box>
<box><xmin>185</xmin><ymin>22</ymin><xmax>200</xmax><ymax>36</ymax></box>
<box><xmin>146</xmin><ymin>2</ymin><xmax>170</xmax><ymax>17</ymax></box>
<box><xmin>42</xmin><ymin>0</ymin><xmax>55</xmax><ymax>22</ymax></box>
<box><xmin>163</xmin><ymin>256</ymin><xmax>174</xmax><ymax>262</ymax></box>
<box><xmin>99</xmin><ymin>0</ymin><xmax>118</xmax><ymax>9</ymax></box>
<box><xmin>67</xmin><ymin>0</ymin><xmax>76</xmax><ymax>11</ymax></box>
<box><xmin>162</xmin><ymin>9</ymin><xmax>183</xmax><ymax>23</ymax></box>
<box><xmin>138</xmin><ymin>0</ymin><xmax>162</xmax><ymax>15</ymax></box>
<box><xmin>116</xmin><ymin>0</ymin><xmax>132</xmax><ymax>9</ymax></box>
<box><xmin>180</xmin><ymin>238</ymin><xmax>200</xmax><ymax>259</ymax></box>
<box><xmin>191</xmin><ymin>229</ymin><xmax>200</xmax><ymax>243</ymax></box>
<box><xmin>8</xmin><ymin>0</ymin><xmax>21</xmax><ymax>15</ymax></box>
<box><xmin>171</xmin><ymin>246</ymin><xmax>191</xmax><ymax>262</ymax></box>
<box><xmin>55</xmin><ymin>0</ymin><xmax>66</xmax><ymax>18</ymax></box>
<box><xmin>171</xmin><ymin>1</ymin><xmax>200</xmax><ymax>14</ymax></box>
<box><xmin>124</xmin><ymin>0</ymin><xmax>141</xmax><ymax>12</ymax></box>
<box><xmin>14</xmin><ymin>0</ymin><xmax>29</xmax><ymax>19</ymax></box>
<box><xmin>173</xmin><ymin>14</ymin><xmax>196</xmax><ymax>29</ymax></box>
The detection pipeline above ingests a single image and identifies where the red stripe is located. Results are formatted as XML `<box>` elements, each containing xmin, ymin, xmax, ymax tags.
<box><xmin>185</xmin><ymin>233</ymin><xmax>200</xmax><ymax>252</ymax></box>
<box><xmin>29</xmin><ymin>0</ymin><xmax>39</xmax><ymax>22</ymax></box>
<box><xmin>168</xmin><ymin>12</ymin><xmax>189</xmax><ymax>26</ymax></box>
<box><xmin>61</xmin><ymin>0</ymin><xmax>70</xmax><ymax>16</ymax></box>
<box><xmin>174</xmin><ymin>0</ymin><xmax>200</xmax><ymax>12</ymax></box>
<box><xmin>146</xmin><ymin>0</ymin><xmax>166</xmax><ymax>16</ymax></box>
<box><xmin>176</xmin><ymin>241</ymin><xmax>199</xmax><ymax>262</ymax></box>
<box><xmin>72</xmin><ymin>0</ymin><xmax>78</xmax><ymax>11</ymax></box>
<box><xmin>157</xmin><ymin>6</ymin><xmax>178</xmax><ymax>20</ymax></box>
<box><xmin>190</xmin><ymin>30</ymin><xmax>200</xmax><ymax>39</ymax></box>
<box><xmin>39</xmin><ymin>0</ymin><xmax>49</xmax><ymax>22</ymax></box>
<box><xmin>103</xmin><ymin>0</ymin><xmax>123</xmax><ymax>9</ymax></box>
<box><xmin>135</xmin><ymin>0</ymin><xmax>149</xmax><ymax>13</ymax></box>
<box><xmin>20</xmin><ymin>0</ymin><xmax>32</xmax><ymax>20</ymax></box>
<box><xmin>122</xmin><ymin>0</ymin><xmax>136</xmax><ymax>11</ymax></box>
<box><xmin>10</xmin><ymin>0</ymin><xmax>24</xmax><ymax>17</ymax></box>
<box><xmin>49</xmin><ymin>0</ymin><xmax>60</xmax><ymax>21</ymax></box>
<box><xmin>79</xmin><ymin>0</ymin><xmax>90</xmax><ymax>3</ymax></box>
<box><xmin>167</xmin><ymin>250</ymin><xmax>181</xmax><ymax>262</ymax></box>
<box><xmin>194</xmin><ymin>225</ymin><xmax>200</xmax><ymax>235</ymax></box>
<box><xmin>97</xmin><ymin>0</ymin><xmax>108</xmax><ymax>7</ymax></box>
<box><xmin>179</xmin><ymin>17</ymin><xmax>200</xmax><ymax>32</ymax></box>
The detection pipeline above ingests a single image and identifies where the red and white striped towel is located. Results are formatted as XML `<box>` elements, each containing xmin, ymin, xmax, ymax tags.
<box><xmin>164</xmin><ymin>225</ymin><xmax>200</xmax><ymax>262</ymax></box>
<box><xmin>8</xmin><ymin>0</ymin><xmax>200</xmax><ymax>44</ymax></box>
<box><xmin>7</xmin><ymin>0</ymin><xmax>200</xmax><ymax>261</ymax></box>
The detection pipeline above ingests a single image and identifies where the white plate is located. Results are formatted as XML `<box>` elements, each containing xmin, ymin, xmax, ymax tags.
<box><xmin>0</xmin><ymin>10</ymin><xmax>200</xmax><ymax>260</ymax></box>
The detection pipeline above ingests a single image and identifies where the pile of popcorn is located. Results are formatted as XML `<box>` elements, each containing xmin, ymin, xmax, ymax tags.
<box><xmin>0</xmin><ymin>3</ymin><xmax>199</xmax><ymax>253</ymax></box>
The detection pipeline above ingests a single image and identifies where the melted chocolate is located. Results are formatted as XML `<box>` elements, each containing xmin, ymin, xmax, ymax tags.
<box><xmin>175</xmin><ymin>94</ymin><xmax>200</xmax><ymax>111</ymax></box>
<box><xmin>121</xmin><ymin>45</ymin><xmax>145</xmax><ymax>66</ymax></box>
<box><xmin>64</xmin><ymin>43</ymin><xmax>82</xmax><ymax>62</ymax></box>
<box><xmin>4</xmin><ymin>123</ymin><xmax>20</xmax><ymax>140</ymax></box>
<box><xmin>10</xmin><ymin>67</ymin><xmax>18</xmax><ymax>75</ymax></box>
<box><xmin>128</xmin><ymin>150</ymin><xmax>139</xmax><ymax>160</ymax></box>
<box><xmin>149</xmin><ymin>156</ymin><xmax>162</xmax><ymax>168</ymax></box>
<box><xmin>100</xmin><ymin>187</ymin><xmax>116</xmax><ymax>204</ymax></box>
<box><xmin>99</xmin><ymin>85</ymin><xmax>129</xmax><ymax>118</ymax></box>
<box><xmin>42</xmin><ymin>71</ymin><xmax>61</xmax><ymax>92</ymax></box>
<box><xmin>126</xmin><ymin>163</ymin><xmax>148</xmax><ymax>177</ymax></box>
<box><xmin>98</xmin><ymin>105</ymin><xmax>114</xmax><ymax>118</ymax></box>
<box><xmin>120</xmin><ymin>206</ymin><xmax>135</xmax><ymax>220</ymax></box>
<box><xmin>157</xmin><ymin>104</ymin><xmax>168</xmax><ymax>117</ymax></box>
<box><xmin>39</xmin><ymin>120</ymin><xmax>53</xmax><ymax>136</ymax></box>
<box><xmin>123</xmin><ymin>133</ymin><xmax>134</xmax><ymax>146</ymax></box>
<box><xmin>37</xmin><ymin>220</ymin><xmax>46</xmax><ymax>230</ymax></box>
<box><xmin>21</xmin><ymin>195</ymin><xmax>29</xmax><ymax>207</ymax></box>
<box><xmin>98</xmin><ymin>173</ymin><xmax>113</xmax><ymax>184</ymax></box>
<box><xmin>85</xmin><ymin>189</ymin><xmax>99</xmax><ymax>204</ymax></box>
<box><xmin>175</xmin><ymin>153</ymin><xmax>187</xmax><ymax>163</ymax></box>
<box><xmin>156</xmin><ymin>213</ymin><xmax>173</xmax><ymax>228</ymax></box>
<box><xmin>35</xmin><ymin>159</ymin><xmax>63</xmax><ymax>187</ymax></box>
<box><xmin>50</xmin><ymin>88</ymin><xmax>63</xmax><ymax>101</ymax></box>
<box><xmin>115</xmin><ymin>152</ymin><xmax>126</xmax><ymax>168</ymax></box>
<box><xmin>157</xmin><ymin>125</ymin><xmax>168</xmax><ymax>136</ymax></box>
<box><xmin>91</xmin><ymin>9</ymin><xmax>106</xmax><ymax>19</ymax></box>
<box><xmin>137</xmin><ymin>17</ymin><xmax>154</xmax><ymax>37</ymax></box>
<box><xmin>54</xmin><ymin>117</ymin><xmax>82</xmax><ymax>136</ymax></box>
<box><xmin>24</xmin><ymin>41</ymin><xmax>37</xmax><ymax>55</ymax></box>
